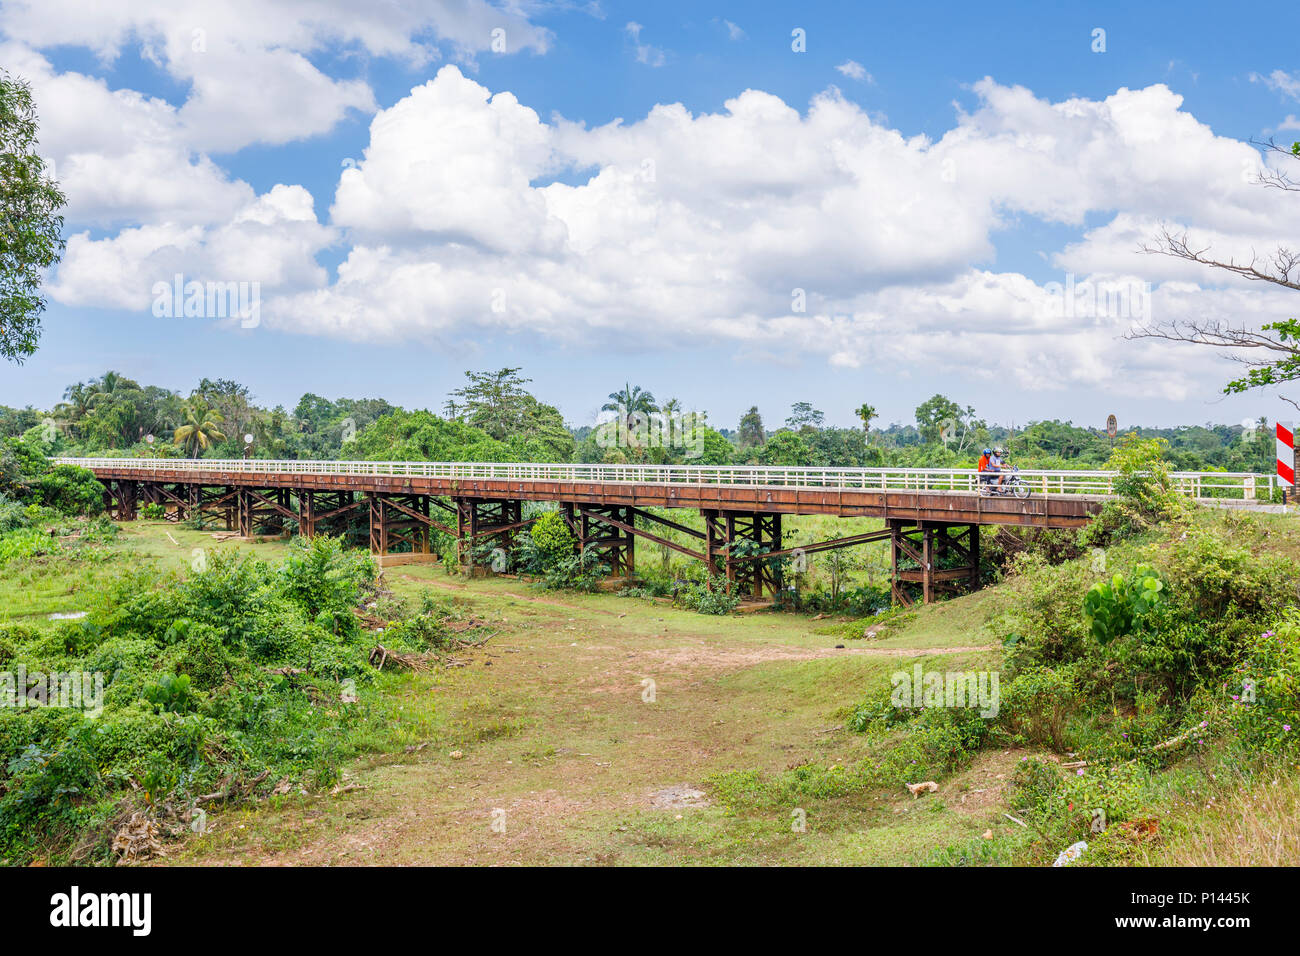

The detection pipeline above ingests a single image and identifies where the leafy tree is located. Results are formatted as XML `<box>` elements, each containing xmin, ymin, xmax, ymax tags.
<box><xmin>915</xmin><ymin>394</ymin><xmax>962</xmax><ymax>444</ymax></box>
<box><xmin>737</xmin><ymin>406</ymin><xmax>765</xmax><ymax>449</ymax></box>
<box><xmin>174</xmin><ymin>402</ymin><xmax>228</xmax><ymax>458</ymax></box>
<box><xmin>451</xmin><ymin>368</ymin><xmax>535</xmax><ymax>439</ymax></box>
<box><xmin>346</xmin><ymin>410</ymin><xmax>511</xmax><ymax>462</ymax></box>
<box><xmin>193</xmin><ymin>378</ymin><xmax>255</xmax><ymax>451</ymax></box>
<box><xmin>0</xmin><ymin>404</ymin><xmax>39</xmax><ymax>439</ymax></box>
<box><xmin>785</xmin><ymin>402</ymin><xmax>824</xmax><ymax>432</ymax></box>
<box><xmin>758</xmin><ymin>431</ymin><xmax>811</xmax><ymax>466</ymax></box>
<box><xmin>0</xmin><ymin>72</ymin><xmax>66</xmax><ymax>363</ymax></box>
<box><xmin>806</xmin><ymin>427</ymin><xmax>869</xmax><ymax>467</ymax></box>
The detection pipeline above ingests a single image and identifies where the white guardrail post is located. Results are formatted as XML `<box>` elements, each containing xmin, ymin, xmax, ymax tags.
<box><xmin>49</xmin><ymin>458</ymin><xmax>1276</xmax><ymax>501</ymax></box>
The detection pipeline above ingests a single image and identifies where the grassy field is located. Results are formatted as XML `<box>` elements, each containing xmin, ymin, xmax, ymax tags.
<box><xmin>5</xmin><ymin>517</ymin><xmax>1298</xmax><ymax>866</ymax></box>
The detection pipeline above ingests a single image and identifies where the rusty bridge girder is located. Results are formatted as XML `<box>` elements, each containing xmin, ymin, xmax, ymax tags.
<box><xmin>83</xmin><ymin>469</ymin><xmax>1044</xmax><ymax>605</ymax></box>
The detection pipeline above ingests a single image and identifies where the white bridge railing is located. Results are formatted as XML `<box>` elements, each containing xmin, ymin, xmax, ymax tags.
<box><xmin>56</xmin><ymin>457</ymin><xmax>1277</xmax><ymax>501</ymax></box>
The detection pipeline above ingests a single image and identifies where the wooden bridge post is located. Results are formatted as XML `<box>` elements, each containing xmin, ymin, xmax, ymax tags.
<box><xmin>237</xmin><ymin>488</ymin><xmax>252</xmax><ymax>537</ymax></box>
<box><xmin>922</xmin><ymin>526</ymin><xmax>935</xmax><ymax>604</ymax></box>
<box><xmin>702</xmin><ymin>510</ymin><xmax>723</xmax><ymax>575</ymax></box>
<box><xmin>368</xmin><ymin>492</ymin><xmax>385</xmax><ymax>555</ymax></box>
<box><xmin>300</xmin><ymin>491</ymin><xmax>316</xmax><ymax>538</ymax></box>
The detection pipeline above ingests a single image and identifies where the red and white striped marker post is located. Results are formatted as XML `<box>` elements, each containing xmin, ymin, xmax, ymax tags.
<box><xmin>1278</xmin><ymin>422</ymin><xmax>1296</xmax><ymax>495</ymax></box>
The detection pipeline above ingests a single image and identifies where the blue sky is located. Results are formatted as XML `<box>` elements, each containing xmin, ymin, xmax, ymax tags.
<box><xmin>3</xmin><ymin>0</ymin><xmax>1298</xmax><ymax>432</ymax></box>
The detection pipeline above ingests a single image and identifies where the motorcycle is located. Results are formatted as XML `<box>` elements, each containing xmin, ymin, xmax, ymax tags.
<box><xmin>979</xmin><ymin>466</ymin><xmax>1031</xmax><ymax>499</ymax></box>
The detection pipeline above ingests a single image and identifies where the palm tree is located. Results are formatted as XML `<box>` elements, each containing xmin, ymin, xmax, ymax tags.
<box><xmin>89</xmin><ymin>370</ymin><xmax>132</xmax><ymax>406</ymax></box>
<box><xmin>855</xmin><ymin>403</ymin><xmax>877</xmax><ymax>438</ymax></box>
<box><xmin>174</xmin><ymin>402</ymin><xmax>227</xmax><ymax>458</ymax></box>
<box><xmin>55</xmin><ymin>381</ymin><xmax>95</xmax><ymax>438</ymax></box>
<box><xmin>602</xmin><ymin>383</ymin><xmax>658</xmax><ymax>423</ymax></box>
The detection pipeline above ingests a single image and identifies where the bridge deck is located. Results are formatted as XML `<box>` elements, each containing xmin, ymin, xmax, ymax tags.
<box><xmin>66</xmin><ymin>458</ymin><xmax>1275</xmax><ymax>603</ymax></box>
<box><xmin>72</xmin><ymin>461</ymin><xmax>1106</xmax><ymax>527</ymax></box>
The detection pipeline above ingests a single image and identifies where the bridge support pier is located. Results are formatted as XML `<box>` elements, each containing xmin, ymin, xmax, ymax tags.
<box><xmin>454</xmin><ymin>497</ymin><xmax>526</xmax><ymax>572</ymax></box>
<box><xmin>367</xmin><ymin>493</ymin><xmax>446</xmax><ymax>565</ymax></box>
<box><xmin>889</xmin><ymin>520</ymin><xmax>980</xmax><ymax>606</ymax></box>
<box><xmin>572</xmin><ymin>505</ymin><xmax>636</xmax><ymax>577</ymax></box>
<box><xmin>106</xmin><ymin>480</ymin><xmax>138</xmax><ymax>521</ymax></box>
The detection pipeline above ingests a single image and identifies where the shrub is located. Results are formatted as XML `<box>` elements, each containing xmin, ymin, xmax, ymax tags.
<box><xmin>1000</xmin><ymin>665</ymin><xmax>1082</xmax><ymax>751</ymax></box>
<box><xmin>1227</xmin><ymin>621</ymin><xmax>1300</xmax><ymax>757</ymax></box>
<box><xmin>0</xmin><ymin>527</ymin><xmax>55</xmax><ymax>565</ymax></box>
<box><xmin>539</xmin><ymin>546</ymin><xmax>609</xmax><ymax>592</ymax></box>
<box><xmin>530</xmin><ymin>510</ymin><xmax>575</xmax><ymax>568</ymax></box>
<box><xmin>279</xmin><ymin>534</ymin><xmax>376</xmax><ymax>618</ymax></box>
<box><xmin>142</xmin><ymin>673</ymin><xmax>196</xmax><ymax>714</ymax></box>
<box><xmin>139</xmin><ymin>503</ymin><xmax>166</xmax><ymax>519</ymax></box>
<box><xmin>674</xmin><ymin>574</ymin><xmax>740</xmax><ymax>615</ymax></box>
<box><xmin>31</xmin><ymin>465</ymin><xmax>105</xmax><ymax>516</ymax></box>
<box><xmin>1082</xmin><ymin>564</ymin><xmax>1167</xmax><ymax>645</ymax></box>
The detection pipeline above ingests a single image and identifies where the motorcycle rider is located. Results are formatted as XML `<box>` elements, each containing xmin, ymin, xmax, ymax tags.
<box><xmin>990</xmin><ymin>447</ymin><xmax>1007</xmax><ymax>488</ymax></box>
<box><xmin>977</xmin><ymin>447</ymin><xmax>993</xmax><ymax>488</ymax></box>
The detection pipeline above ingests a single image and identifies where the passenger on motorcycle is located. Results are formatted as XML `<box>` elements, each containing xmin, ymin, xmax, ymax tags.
<box><xmin>977</xmin><ymin>448</ymin><xmax>994</xmax><ymax>487</ymax></box>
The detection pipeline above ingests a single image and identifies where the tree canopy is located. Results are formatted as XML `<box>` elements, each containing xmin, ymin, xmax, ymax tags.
<box><xmin>0</xmin><ymin>72</ymin><xmax>65</xmax><ymax>363</ymax></box>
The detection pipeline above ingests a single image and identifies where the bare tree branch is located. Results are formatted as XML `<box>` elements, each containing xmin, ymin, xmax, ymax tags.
<box><xmin>1252</xmin><ymin>138</ymin><xmax>1300</xmax><ymax>192</ymax></box>
<box><xmin>1139</xmin><ymin>225</ymin><xmax>1300</xmax><ymax>291</ymax></box>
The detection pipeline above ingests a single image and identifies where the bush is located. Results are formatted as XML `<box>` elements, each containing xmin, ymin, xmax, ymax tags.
<box><xmin>139</xmin><ymin>503</ymin><xmax>166</xmax><ymax>519</ymax></box>
<box><xmin>279</xmin><ymin>535</ymin><xmax>376</xmax><ymax>618</ymax></box>
<box><xmin>1082</xmin><ymin>564</ymin><xmax>1167</xmax><ymax>645</ymax></box>
<box><xmin>0</xmin><ymin>531</ymin><xmax>389</xmax><ymax>862</ymax></box>
<box><xmin>539</xmin><ymin>547</ymin><xmax>609</xmax><ymax>592</ymax></box>
<box><xmin>530</xmin><ymin>510</ymin><xmax>575</xmax><ymax>567</ymax></box>
<box><xmin>1084</xmin><ymin>434</ymin><xmax>1185</xmax><ymax>545</ymax></box>
<box><xmin>1227</xmin><ymin>620</ymin><xmax>1300</xmax><ymax>757</ymax></box>
<box><xmin>31</xmin><ymin>465</ymin><xmax>105</xmax><ymax>516</ymax></box>
<box><xmin>999</xmin><ymin>665</ymin><xmax>1082</xmax><ymax>751</ymax></box>
<box><xmin>674</xmin><ymin>574</ymin><xmax>740</xmax><ymax>615</ymax></box>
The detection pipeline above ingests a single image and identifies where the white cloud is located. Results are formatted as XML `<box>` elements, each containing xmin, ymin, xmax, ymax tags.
<box><xmin>624</xmin><ymin>21</ymin><xmax>666</xmax><ymax>67</ymax></box>
<box><xmin>1251</xmin><ymin>69</ymin><xmax>1300</xmax><ymax>101</ymax></box>
<box><xmin>240</xmin><ymin>68</ymin><xmax>1297</xmax><ymax>402</ymax></box>
<box><xmin>1</xmin><ymin>0</ymin><xmax>551</xmax><ymax>153</ymax></box>
<box><xmin>19</xmin><ymin>9</ymin><xmax>1295</xmax><ymax>404</ymax></box>
<box><xmin>2</xmin><ymin>44</ymin><xmax>255</xmax><ymax>228</ymax></box>
<box><xmin>52</xmin><ymin>185</ymin><xmax>334</xmax><ymax>310</ymax></box>
<box><xmin>835</xmin><ymin>60</ymin><xmax>872</xmax><ymax>83</ymax></box>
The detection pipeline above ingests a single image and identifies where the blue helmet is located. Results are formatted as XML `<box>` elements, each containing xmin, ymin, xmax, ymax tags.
<box><xmin>982</xmin><ymin>448</ymin><xmax>991</xmax><ymax>456</ymax></box>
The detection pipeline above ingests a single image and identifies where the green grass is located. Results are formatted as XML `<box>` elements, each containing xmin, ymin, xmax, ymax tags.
<box><xmin>5</xmin><ymin>510</ymin><xmax>1299</xmax><ymax>866</ymax></box>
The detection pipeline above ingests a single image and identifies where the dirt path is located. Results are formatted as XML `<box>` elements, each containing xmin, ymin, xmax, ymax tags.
<box><xmin>175</xmin><ymin>577</ymin><xmax>1002</xmax><ymax>866</ymax></box>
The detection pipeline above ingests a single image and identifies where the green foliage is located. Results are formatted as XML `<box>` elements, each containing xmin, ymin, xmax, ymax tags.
<box><xmin>139</xmin><ymin>502</ymin><xmax>166</xmax><ymax>519</ymax></box>
<box><xmin>1226</xmin><ymin>621</ymin><xmax>1300</xmax><ymax>757</ymax></box>
<box><xmin>1082</xmin><ymin>564</ymin><xmax>1168</xmax><ymax>645</ymax></box>
<box><xmin>142</xmin><ymin>673</ymin><xmax>195</xmax><ymax>714</ymax></box>
<box><xmin>999</xmin><ymin>665</ymin><xmax>1081</xmax><ymax>751</ymax></box>
<box><xmin>757</xmin><ymin>431</ymin><xmax>810</xmax><ymax>466</ymax></box>
<box><xmin>529</xmin><ymin>510</ymin><xmax>575</xmax><ymax>567</ymax></box>
<box><xmin>673</xmin><ymin>574</ymin><xmax>740</xmax><ymax>615</ymax></box>
<box><xmin>279</xmin><ymin>534</ymin><xmax>376</xmax><ymax>618</ymax></box>
<box><xmin>172</xmin><ymin>400</ymin><xmax>227</xmax><ymax>458</ymax></box>
<box><xmin>0</xmin><ymin>532</ymin><xmax>389</xmax><ymax>862</ymax></box>
<box><xmin>538</xmin><ymin>546</ymin><xmax>609</xmax><ymax>592</ymax></box>
<box><xmin>1</xmin><ymin>71</ymin><xmax>67</xmax><ymax>363</ymax></box>
<box><xmin>0</xmin><ymin>526</ymin><xmax>54</xmax><ymax>564</ymax></box>
<box><xmin>1095</xmin><ymin>433</ymin><xmax>1185</xmax><ymax>540</ymax></box>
